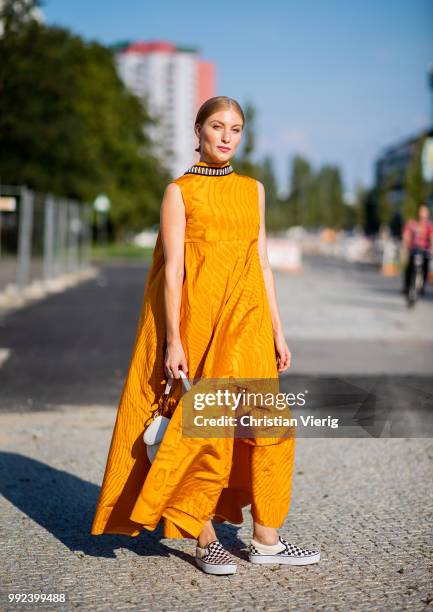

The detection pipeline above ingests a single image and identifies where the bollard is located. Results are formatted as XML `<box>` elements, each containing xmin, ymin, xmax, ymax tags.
<box><xmin>381</xmin><ymin>239</ymin><xmax>399</xmax><ymax>276</ymax></box>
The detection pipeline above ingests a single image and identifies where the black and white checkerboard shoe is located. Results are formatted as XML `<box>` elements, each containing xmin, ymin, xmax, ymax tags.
<box><xmin>195</xmin><ymin>539</ymin><xmax>237</xmax><ymax>575</ymax></box>
<box><xmin>248</xmin><ymin>535</ymin><xmax>320</xmax><ymax>565</ymax></box>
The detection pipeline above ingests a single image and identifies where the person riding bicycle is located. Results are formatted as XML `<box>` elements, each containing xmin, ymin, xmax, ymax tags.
<box><xmin>402</xmin><ymin>203</ymin><xmax>433</xmax><ymax>296</ymax></box>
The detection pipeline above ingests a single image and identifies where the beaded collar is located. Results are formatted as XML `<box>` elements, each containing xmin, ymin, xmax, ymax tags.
<box><xmin>184</xmin><ymin>161</ymin><xmax>234</xmax><ymax>176</ymax></box>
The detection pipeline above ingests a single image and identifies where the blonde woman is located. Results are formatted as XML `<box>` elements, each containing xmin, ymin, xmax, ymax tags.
<box><xmin>91</xmin><ymin>96</ymin><xmax>320</xmax><ymax>575</ymax></box>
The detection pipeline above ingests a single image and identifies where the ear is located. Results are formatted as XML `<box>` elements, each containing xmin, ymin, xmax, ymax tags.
<box><xmin>194</xmin><ymin>123</ymin><xmax>201</xmax><ymax>140</ymax></box>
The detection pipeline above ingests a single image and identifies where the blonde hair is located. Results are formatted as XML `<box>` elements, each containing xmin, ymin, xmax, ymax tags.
<box><xmin>194</xmin><ymin>96</ymin><xmax>245</xmax><ymax>152</ymax></box>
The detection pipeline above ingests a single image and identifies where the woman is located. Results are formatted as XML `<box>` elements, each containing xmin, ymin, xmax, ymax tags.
<box><xmin>91</xmin><ymin>96</ymin><xmax>320</xmax><ymax>575</ymax></box>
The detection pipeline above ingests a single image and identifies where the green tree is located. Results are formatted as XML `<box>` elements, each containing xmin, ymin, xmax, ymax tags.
<box><xmin>258</xmin><ymin>155</ymin><xmax>279</xmax><ymax>210</ymax></box>
<box><xmin>0</xmin><ymin>0</ymin><xmax>43</xmax><ymax>34</ymax></box>
<box><xmin>0</xmin><ymin>16</ymin><xmax>170</xmax><ymax>236</ymax></box>
<box><xmin>353</xmin><ymin>182</ymin><xmax>367</xmax><ymax>230</ymax></box>
<box><xmin>377</xmin><ymin>169</ymin><xmax>396</xmax><ymax>227</ymax></box>
<box><xmin>314</xmin><ymin>166</ymin><xmax>343</xmax><ymax>229</ymax></box>
<box><xmin>234</xmin><ymin>101</ymin><xmax>260</xmax><ymax>178</ymax></box>
<box><xmin>307</xmin><ymin>172</ymin><xmax>323</xmax><ymax>229</ymax></box>
<box><xmin>402</xmin><ymin>136</ymin><xmax>428</xmax><ymax>221</ymax></box>
<box><xmin>328</xmin><ymin>166</ymin><xmax>344</xmax><ymax>229</ymax></box>
<box><xmin>288</xmin><ymin>156</ymin><xmax>313</xmax><ymax>226</ymax></box>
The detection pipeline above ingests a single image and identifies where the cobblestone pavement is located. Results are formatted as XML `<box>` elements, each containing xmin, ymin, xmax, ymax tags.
<box><xmin>1</xmin><ymin>258</ymin><xmax>432</xmax><ymax>610</ymax></box>
<box><xmin>1</xmin><ymin>408</ymin><xmax>432</xmax><ymax>611</ymax></box>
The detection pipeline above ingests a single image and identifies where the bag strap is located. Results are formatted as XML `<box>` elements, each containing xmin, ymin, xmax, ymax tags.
<box><xmin>147</xmin><ymin>370</ymin><xmax>192</xmax><ymax>425</ymax></box>
<box><xmin>163</xmin><ymin>369</ymin><xmax>192</xmax><ymax>395</ymax></box>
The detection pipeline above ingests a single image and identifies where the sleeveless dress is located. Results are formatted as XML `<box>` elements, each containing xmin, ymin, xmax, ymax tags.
<box><xmin>91</xmin><ymin>160</ymin><xmax>295</xmax><ymax>539</ymax></box>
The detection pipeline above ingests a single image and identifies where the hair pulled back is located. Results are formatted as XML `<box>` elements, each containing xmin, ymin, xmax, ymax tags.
<box><xmin>194</xmin><ymin>96</ymin><xmax>245</xmax><ymax>152</ymax></box>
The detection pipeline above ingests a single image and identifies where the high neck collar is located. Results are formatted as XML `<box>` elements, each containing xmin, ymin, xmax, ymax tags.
<box><xmin>185</xmin><ymin>160</ymin><xmax>234</xmax><ymax>176</ymax></box>
<box><xmin>196</xmin><ymin>160</ymin><xmax>230</xmax><ymax>167</ymax></box>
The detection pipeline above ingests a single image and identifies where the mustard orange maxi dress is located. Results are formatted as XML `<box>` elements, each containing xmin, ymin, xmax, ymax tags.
<box><xmin>91</xmin><ymin>160</ymin><xmax>296</xmax><ymax>540</ymax></box>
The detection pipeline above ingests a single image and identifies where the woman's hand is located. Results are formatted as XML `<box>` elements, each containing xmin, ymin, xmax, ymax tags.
<box><xmin>274</xmin><ymin>329</ymin><xmax>291</xmax><ymax>373</ymax></box>
<box><xmin>164</xmin><ymin>339</ymin><xmax>188</xmax><ymax>379</ymax></box>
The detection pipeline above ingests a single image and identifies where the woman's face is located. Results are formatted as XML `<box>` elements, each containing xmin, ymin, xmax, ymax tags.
<box><xmin>418</xmin><ymin>205</ymin><xmax>429</xmax><ymax>222</ymax></box>
<box><xmin>195</xmin><ymin>108</ymin><xmax>243</xmax><ymax>163</ymax></box>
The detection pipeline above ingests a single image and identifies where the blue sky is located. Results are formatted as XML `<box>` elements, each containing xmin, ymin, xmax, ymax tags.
<box><xmin>42</xmin><ymin>0</ymin><xmax>433</xmax><ymax>196</ymax></box>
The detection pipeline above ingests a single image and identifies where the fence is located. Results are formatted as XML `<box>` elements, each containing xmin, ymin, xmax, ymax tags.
<box><xmin>0</xmin><ymin>185</ymin><xmax>93</xmax><ymax>295</ymax></box>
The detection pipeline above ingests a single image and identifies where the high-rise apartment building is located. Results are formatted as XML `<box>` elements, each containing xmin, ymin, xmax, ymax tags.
<box><xmin>113</xmin><ymin>40</ymin><xmax>215</xmax><ymax>178</ymax></box>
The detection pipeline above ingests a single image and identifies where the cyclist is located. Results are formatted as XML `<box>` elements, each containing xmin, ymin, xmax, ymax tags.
<box><xmin>402</xmin><ymin>203</ymin><xmax>433</xmax><ymax>296</ymax></box>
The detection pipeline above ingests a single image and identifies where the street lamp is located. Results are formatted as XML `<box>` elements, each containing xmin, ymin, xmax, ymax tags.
<box><xmin>93</xmin><ymin>193</ymin><xmax>111</xmax><ymax>245</ymax></box>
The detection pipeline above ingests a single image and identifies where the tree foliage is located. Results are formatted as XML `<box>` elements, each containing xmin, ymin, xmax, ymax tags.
<box><xmin>258</xmin><ymin>155</ymin><xmax>279</xmax><ymax>210</ymax></box>
<box><xmin>234</xmin><ymin>101</ymin><xmax>256</xmax><ymax>175</ymax></box>
<box><xmin>0</xmin><ymin>5</ymin><xmax>170</xmax><ymax>236</ymax></box>
<box><xmin>283</xmin><ymin>157</ymin><xmax>345</xmax><ymax>230</ymax></box>
<box><xmin>402</xmin><ymin>136</ymin><xmax>428</xmax><ymax>221</ymax></box>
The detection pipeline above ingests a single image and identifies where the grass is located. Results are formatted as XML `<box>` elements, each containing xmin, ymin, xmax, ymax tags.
<box><xmin>90</xmin><ymin>241</ymin><xmax>155</xmax><ymax>262</ymax></box>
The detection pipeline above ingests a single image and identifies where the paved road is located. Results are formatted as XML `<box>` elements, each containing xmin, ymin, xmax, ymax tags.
<box><xmin>0</xmin><ymin>262</ymin><xmax>146</xmax><ymax>412</ymax></box>
<box><xmin>1</xmin><ymin>257</ymin><xmax>432</xmax><ymax>412</ymax></box>
<box><xmin>1</xmin><ymin>257</ymin><xmax>432</xmax><ymax>610</ymax></box>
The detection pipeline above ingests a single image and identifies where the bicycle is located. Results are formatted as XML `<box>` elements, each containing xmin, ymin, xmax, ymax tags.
<box><xmin>405</xmin><ymin>247</ymin><xmax>430</xmax><ymax>308</ymax></box>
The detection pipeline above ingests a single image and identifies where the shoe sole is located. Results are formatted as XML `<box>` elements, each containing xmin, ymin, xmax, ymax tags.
<box><xmin>195</xmin><ymin>557</ymin><xmax>237</xmax><ymax>575</ymax></box>
<box><xmin>248</xmin><ymin>552</ymin><xmax>320</xmax><ymax>565</ymax></box>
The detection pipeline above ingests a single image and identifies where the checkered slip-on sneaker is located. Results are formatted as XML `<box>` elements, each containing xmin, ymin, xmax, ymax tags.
<box><xmin>248</xmin><ymin>536</ymin><xmax>320</xmax><ymax>565</ymax></box>
<box><xmin>195</xmin><ymin>539</ymin><xmax>237</xmax><ymax>575</ymax></box>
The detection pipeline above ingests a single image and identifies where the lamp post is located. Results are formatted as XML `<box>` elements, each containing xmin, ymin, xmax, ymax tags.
<box><xmin>93</xmin><ymin>193</ymin><xmax>111</xmax><ymax>245</ymax></box>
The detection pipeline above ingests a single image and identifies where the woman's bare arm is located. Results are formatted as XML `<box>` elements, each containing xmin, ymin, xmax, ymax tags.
<box><xmin>256</xmin><ymin>180</ymin><xmax>291</xmax><ymax>372</ymax></box>
<box><xmin>159</xmin><ymin>182</ymin><xmax>188</xmax><ymax>376</ymax></box>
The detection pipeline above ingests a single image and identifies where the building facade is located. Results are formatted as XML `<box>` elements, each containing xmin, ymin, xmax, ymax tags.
<box><xmin>113</xmin><ymin>40</ymin><xmax>215</xmax><ymax>179</ymax></box>
<box><xmin>370</xmin><ymin>126</ymin><xmax>433</xmax><ymax>237</ymax></box>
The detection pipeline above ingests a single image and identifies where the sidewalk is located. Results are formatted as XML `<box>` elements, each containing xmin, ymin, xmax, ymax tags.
<box><xmin>1</xmin><ymin>408</ymin><xmax>431</xmax><ymax>610</ymax></box>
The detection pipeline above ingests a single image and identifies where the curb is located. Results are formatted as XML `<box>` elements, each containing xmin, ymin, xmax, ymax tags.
<box><xmin>0</xmin><ymin>266</ymin><xmax>100</xmax><ymax>315</ymax></box>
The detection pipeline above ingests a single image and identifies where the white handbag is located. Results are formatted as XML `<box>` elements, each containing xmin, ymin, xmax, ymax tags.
<box><xmin>144</xmin><ymin>370</ymin><xmax>192</xmax><ymax>463</ymax></box>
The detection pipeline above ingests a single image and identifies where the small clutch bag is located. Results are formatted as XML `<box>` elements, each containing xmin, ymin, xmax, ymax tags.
<box><xmin>144</xmin><ymin>369</ymin><xmax>192</xmax><ymax>463</ymax></box>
